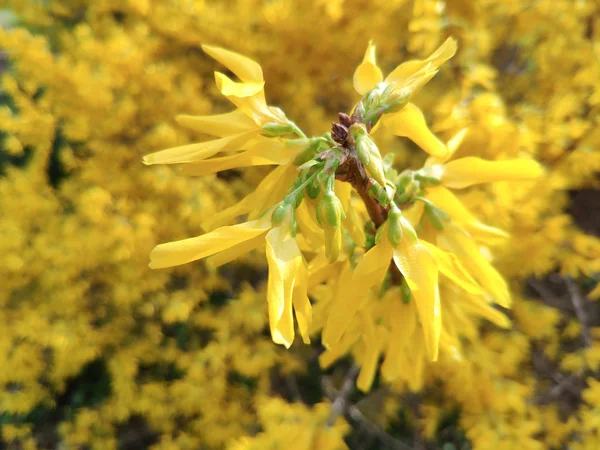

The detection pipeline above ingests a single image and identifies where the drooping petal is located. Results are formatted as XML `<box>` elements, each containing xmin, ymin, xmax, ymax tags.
<box><xmin>392</xmin><ymin>220</ymin><xmax>441</xmax><ymax>361</ymax></box>
<box><xmin>308</xmin><ymin>252</ymin><xmax>342</xmax><ymax>288</ymax></box>
<box><xmin>248</xmin><ymin>164</ymin><xmax>298</xmax><ymax>220</ymax></box>
<box><xmin>357</xmin><ymin>312</ymin><xmax>387</xmax><ymax>392</ymax></box>
<box><xmin>425</xmin><ymin>186</ymin><xmax>509</xmax><ymax>242</ymax></box>
<box><xmin>202</xmin><ymin>45</ymin><xmax>264</xmax><ymax>83</ymax></box>
<box><xmin>292</xmin><ymin>259</ymin><xmax>312</xmax><ymax>344</ymax></box>
<box><xmin>206</xmin><ymin>234</ymin><xmax>266</xmax><ymax>268</ymax></box>
<box><xmin>458</xmin><ymin>293</ymin><xmax>511</xmax><ymax>329</ymax></box>
<box><xmin>437</xmin><ymin>223</ymin><xmax>511</xmax><ymax>307</ymax></box>
<box><xmin>381</xmin><ymin>295</ymin><xmax>417</xmax><ymax>382</ymax></box>
<box><xmin>180</xmin><ymin>140</ymin><xmax>294</xmax><ymax>177</ymax></box>
<box><xmin>425</xmin><ymin>127</ymin><xmax>468</xmax><ymax>167</ymax></box>
<box><xmin>203</xmin><ymin>164</ymin><xmax>296</xmax><ymax>231</ymax></box>
<box><xmin>335</xmin><ymin>181</ymin><xmax>366</xmax><ymax>245</ymax></box>
<box><xmin>215</xmin><ymin>72</ymin><xmax>279</xmax><ymax>125</ymax></box>
<box><xmin>296</xmin><ymin>201</ymin><xmax>325</xmax><ymax>250</ymax></box>
<box><xmin>142</xmin><ymin>130</ymin><xmax>256</xmax><ymax>165</ymax></box>
<box><xmin>175</xmin><ymin>110</ymin><xmax>258</xmax><ymax>137</ymax></box>
<box><xmin>322</xmin><ymin>240</ymin><xmax>393</xmax><ymax>348</ymax></box>
<box><xmin>353</xmin><ymin>40</ymin><xmax>384</xmax><ymax>95</ymax></box>
<box><xmin>440</xmin><ymin>157</ymin><xmax>544</xmax><ymax>189</ymax></box>
<box><xmin>385</xmin><ymin>37</ymin><xmax>457</xmax><ymax>93</ymax></box>
<box><xmin>149</xmin><ymin>220</ymin><xmax>270</xmax><ymax>269</ymax></box>
<box><xmin>319</xmin><ymin>322</ymin><xmax>360</xmax><ymax>368</ymax></box>
<box><xmin>384</xmin><ymin>102</ymin><xmax>449</xmax><ymax>159</ymax></box>
<box><xmin>421</xmin><ymin>241</ymin><xmax>483</xmax><ymax>295</ymax></box>
<box><xmin>265</xmin><ymin>226</ymin><xmax>305</xmax><ymax>348</ymax></box>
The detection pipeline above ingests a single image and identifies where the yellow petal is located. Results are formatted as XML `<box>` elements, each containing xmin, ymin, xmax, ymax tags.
<box><xmin>265</xmin><ymin>226</ymin><xmax>305</xmax><ymax>348</ymax></box>
<box><xmin>292</xmin><ymin>261</ymin><xmax>312</xmax><ymax>344</ymax></box>
<box><xmin>384</xmin><ymin>103</ymin><xmax>449</xmax><ymax>159</ymax></box>
<box><xmin>353</xmin><ymin>40</ymin><xmax>383</xmax><ymax>95</ymax></box>
<box><xmin>437</xmin><ymin>223</ymin><xmax>511</xmax><ymax>307</ymax></box>
<box><xmin>206</xmin><ymin>234</ymin><xmax>266</xmax><ymax>268</ymax></box>
<box><xmin>385</xmin><ymin>37</ymin><xmax>457</xmax><ymax>91</ymax></box>
<box><xmin>175</xmin><ymin>110</ymin><xmax>258</xmax><ymax>137</ymax></box>
<box><xmin>319</xmin><ymin>324</ymin><xmax>360</xmax><ymax>368</ymax></box>
<box><xmin>421</xmin><ymin>241</ymin><xmax>483</xmax><ymax>295</ymax></box>
<box><xmin>322</xmin><ymin>240</ymin><xmax>393</xmax><ymax>348</ymax></box>
<box><xmin>440</xmin><ymin>157</ymin><xmax>544</xmax><ymax>189</ymax></box>
<box><xmin>357</xmin><ymin>314</ymin><xmax>387</xmax><ymax>392</ymax></box>
<box><xmin>143</xmin><ymin>130</ymin><xmax>256</xmax><ymax>165</ymax></box>
<box><xmin>296</xmin><ymin>201</ymin><xmax>325</xmax><ymax>250</ymax></box>
<box><xmin>392</xmin><ymin>222</ymin><xmax>441</xmax><ymax>361</ymax></box>
<box><xmin>402</xmin><ymin>201</ymin><xmax>425</xmax><ymax>228</ymax></box>
<box><xmin>180</xmin><ymin>140</ymin><xmax>294</xmax><ymax>177</ymax></box>
<box><xmin>215</xmin><ymin>72</ymin><xmax>265</xmax><ymax>97</ymax></box>
<box><xmin>202</xmin><ymin>44</ymin><xmax>264</xmax><ymax>83</ymax></box>
<box><xmin>203</xmin><ymin>164</ymin><xmax>296</xmax><ymax>231</ymax></box>
<box><xmin>248</xmin><ymin>164</ymin><xmax>298</xmax><ymax>220</ymax></box>
<box><xmin>425</xmin><ymin>186</ymin><xmax>509</xmax><ymax>242</ymax></box>
<box><xmin>459</xmin><ymin>294</ymin><xmax>511</xmax><ymax>329</ymax></box>
<box><xmin>149</xmin><ymin>221</ymin><xmax>270</xmax><ymax>269</ymax></box>
<box><xmin>215</xmin><ymin>72</ymin><xmax>277</xmax><ymax>125</ymax></box>
<box><xmin>381</xmin><ymin>295</ymin><xmax>417</xmax><ymax>381</ymax></box>
<box><xmin>335</xmin><ymin>181</ymin><xmax>366</xmax><ymax>245</ymax></box>
<box><xmin>406</xmin><ymin>336</ymin><xmax>426</xmax><ymax>391</ymax></box>
<box><xmin>308</xmin><ymin>252</ymin><xmax>341</xmax><ymax>288</ymax></box>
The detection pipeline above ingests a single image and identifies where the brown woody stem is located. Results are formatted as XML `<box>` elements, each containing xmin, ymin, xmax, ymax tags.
<box><xmin>335</xmin><ymin>148</ymin><xmax>403</xmax><ymax>285</ymax></box>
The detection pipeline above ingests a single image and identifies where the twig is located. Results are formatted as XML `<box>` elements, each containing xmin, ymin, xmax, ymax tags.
<box><xmin>527</xmin><ymin>279</ymin><xmax>565</xmax><ymax>309</ymax></box>
<box><xmin>347</xmin><ymin>404</ymin><xmax>413</xmax><ymax>450</ymax></box>
<box><xmin>322</xmin><ymin>370</ymin><xmax>413</xmax><ymax>449</ymax></box>
<box><xmin>335</xmin><ymin>150</ymin><xmax>404</xmax><ymax>284</ymax></box>
<box><xmin>532</xmin><ymin>374</ymin><xmax>581</xmax><ymax>405</ymax></box>
<box><xmin>565</xmin><ymin>277</ymin><xmax>592</xmax><ymax>347</ymax></box>
<box><xmin>325</xmin><ymin>364</ymin><xmax>360</xmax><ymax>427</ymax></box>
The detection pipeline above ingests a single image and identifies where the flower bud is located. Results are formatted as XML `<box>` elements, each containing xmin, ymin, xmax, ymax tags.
<box><xmin>356</xmin><ymin>135</ymin><xmax>387</xmax><ymax>187</ymax></box>
<box><xmin>382</xmin><ymin>88</ymin><xmax>410</xmax><ymax>114</ymax></box>
<box><xmin>368</xmin><ymin>180</ymin><xmax>396</xmax><ymax>206</ymax></box>
<box><xmin>306</xmin><ymin>178</ymin><xmax>321</xmax><ymax>199</ymax></box>
<box><xmin>316</xmin><ymin>190</ymin><xmax>346</xmax><ymax>227</ymax></box>
<box><xmin>424</xmin><ymin>202</ymin><xmax>450</xmax><ymax>230</ymax></box>
<box><xmin>261</xmin><ymin>122</ymin><xmax>295</xmax><ymax>137</ymax></box>
<box><xmin>271</xmin><ymin>202</ymin><xmax>290</xmax><ymax>226</ymax></box>
<box><xmin>387</xmin><ymin>205</ymin><xmax>403</xmax><ymax>246</ymax></box>
<box><xmin>316</xmin><ymin>190</ymin><xmax>346</xmax><ymax>263</ymax></box>
<box><xmin>414</xmin><ymin>170</ymin><xmax>442</xmax><ymax>186</ymax></box>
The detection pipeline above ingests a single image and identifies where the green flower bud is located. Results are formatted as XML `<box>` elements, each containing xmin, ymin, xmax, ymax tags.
<box><xmin>317</xmin><ymin>190</ymin><xmax>346</xmax><ymax>227</ymax></box>
<box><xmin>368</xmin><ymin>180</ymin><xmax>396</xmax><ymax>206</ymax></box>
<box><xmin>261</xmin><ymin>122</ymin><xmax>295</xmax><ymax>137</ymax></box>
<box><xmin>380</xmin><ymin>82</ymin><xmax>397</xmax><ymax>102</ymax></box>
<box><xmin>396</xmin><ymin>171</ymin><xmax>413</xmax><ymax>192</ymax></box>
<box><xmin>424</xmin><ymin>202</ymin><xmax>450</xmax><ymax>230</ymax></box>
<box><xmin>271</xmin><ymin>202</ymin><xmax>290</xmax><ymax>226</ymax></box>
<box><xmin>382</xmin><ymin>88</ymin><xmax>410</xmax><ymax>114</ymax></box>
<box><xmin>387</xmin><ymin>205</ymin><xmax>403</xmax><ymax>246</ymax></box>
<box><xmin>355</xmin><ymin>136</ymin><xmax>371</xmax><ymax>166</ymax></box>
<box><xmin>316</xmin><ymin>190</ymin><xmax>346</xmax><ymax>263</ymax></box>
<box><xmin>414</xmin><ymin>170</ymin><xmax>442</xmax><ymax>186</ymax></box>
<box><xmin>306</xmin><ymin>178</ymin><xmax>321</xmax><ymax>199</ymax></box>
<box><xmin>357</xmin><ymin>135</ymin><xmax>387</xmax><ymax>187</ymax></box>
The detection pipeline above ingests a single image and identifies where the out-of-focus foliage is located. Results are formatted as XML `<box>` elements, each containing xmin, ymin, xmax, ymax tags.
<box><xmin>0</xmin><ymin>1</ymin><xmax>598</xmax><ymax>449</ymax></box>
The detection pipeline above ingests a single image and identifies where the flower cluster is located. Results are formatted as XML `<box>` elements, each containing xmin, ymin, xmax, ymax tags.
<box><xmin>145</xmin><ymin>41</ymin><xmax>542</xmax><ymax>391</ymax></box>
<box><xmin>2</xmin><ymin>1</ymin><xmax>599</xmax><ymax>449</ymax></box>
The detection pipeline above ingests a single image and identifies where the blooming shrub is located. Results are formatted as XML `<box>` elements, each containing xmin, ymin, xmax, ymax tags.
<box><xmin>0</xmin><ymin>1</ymin><xmax>599</xmax><ymax>449</ymax></box>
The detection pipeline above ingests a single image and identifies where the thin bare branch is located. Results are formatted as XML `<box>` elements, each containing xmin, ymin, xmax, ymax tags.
<box><xmin>565</xmin><ymin>277</ymin><xmax>593</xmax><ymax>347</ymax></box>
